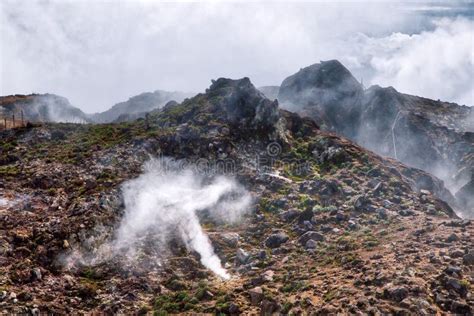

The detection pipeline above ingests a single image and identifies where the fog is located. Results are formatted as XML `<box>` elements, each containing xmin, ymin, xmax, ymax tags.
<box><xmin>1</xmin><ymin>1</ymin><xmax>472</xmax><ymax>112</ymax></box>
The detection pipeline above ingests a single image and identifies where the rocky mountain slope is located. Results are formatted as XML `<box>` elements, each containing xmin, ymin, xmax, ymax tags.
<box><xmin>0</xmin><ymin>78</ymin><xmax>472</xmax><ymax>314</ymax></box>
<box><xmin>278</xmin><ymin>60</ymin><xmax>474</xmax><ymax>218</ymax></box>
<box><xmin>0</xmin><ymin>94</ymin><xmax>91</xmax><ymax>124</ymax></box>
<box><xmin>1</xmin><ymin>91</ymin><xmax>194</xmax><ymax>125</ymax></box>
<box><xmin>90</xmin><ymin>90</ymin><xmax>193</xmax><ymax>123</ymax></box>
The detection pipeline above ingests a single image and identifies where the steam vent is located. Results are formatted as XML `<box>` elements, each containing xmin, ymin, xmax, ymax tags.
<box><xmin>1</xmin><ymin>2</ymin><xmax>473</xmax><ymax>314</ymax></box>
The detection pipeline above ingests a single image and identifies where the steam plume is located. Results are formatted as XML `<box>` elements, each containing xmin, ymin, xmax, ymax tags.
<box><xmin>71</xmin><ymin>158</ymin><xmax>252</xmax><ymax>279</ymax></box>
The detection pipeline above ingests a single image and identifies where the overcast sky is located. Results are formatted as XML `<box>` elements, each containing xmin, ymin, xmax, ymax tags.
<box><xmin>1</xmin><ymin>0</ymin><xmax>473</xmax><ymax>112</ymax></box>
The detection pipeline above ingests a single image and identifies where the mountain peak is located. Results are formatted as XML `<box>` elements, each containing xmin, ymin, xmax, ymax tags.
<box><xmin>207</xmin><ymin>77</ymin><xmax>254</xmax><ymax>93</ymax></box>
<box><xmin>210</xmin><ymin>77</ymin><xmax>280</xmax><ymax>132</ymax></box>
<box><xmin>278</xmin><ymin>60</ymin><xmax>363</xmax><ymax>136</ymax></box>
<box><xmin>279</xmin><ymin>60</ymin><xmax>361</xmax><ymax>98</ymax></box>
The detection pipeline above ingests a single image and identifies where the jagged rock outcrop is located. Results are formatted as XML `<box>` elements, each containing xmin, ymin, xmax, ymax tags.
<box><xmin>278</xmin><ymin>61</ymin><xmax>474</xmax><ymax>217</ymax></box>
<box><xmin>278</xmin><ymin>60</ymin><xmax>364</xmax><ymax>136</ymax></box>
<box><xmin>208</xmin><ymin>78</ymin><xmax>280</xmax><ymax>130</ymax></box>
<box><xmin>154</xmin><ymin>78</ymin><xmax>281</xmax><ymax>140</ymax></box>
<box><xmin>0</xmin><ymin>94</ymin><xmax>90</xmax><ymax>123</ymax></box>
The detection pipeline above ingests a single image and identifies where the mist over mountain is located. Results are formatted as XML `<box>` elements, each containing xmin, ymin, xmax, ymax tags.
<box><xmin>0</xmin><ymin>94</ymin><xmax>91</xmax><ymax>124</ymax></box>
<box><xmin>1</xmin><ymin>1</ymin><xmax>472</xmax><ymax>111</ymax></box>
<box><xmin>2</xmin><ymin>59</ymin><xmax>473</xmax><ymax>216</ymax></box>
<box><xmin>0</xmin><ymin>90</ymin><xmax>194</xmax><ymax>124</ymax></box>
<box><xmin>1</xmin><ymin>1</ymin><xmax>473</xmax><ymax>315</ymax></box>
<box><xmin>277</xmin><ymin>60</ymin><xmax>474</xmax><ymax>217</ymax></box>
<box><xmin>90</xmin><ymin>90</ymin><xmax>194</xmax><ymax>123</ymax></box>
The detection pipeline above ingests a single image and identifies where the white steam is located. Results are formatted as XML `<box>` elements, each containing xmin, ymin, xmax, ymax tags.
<box><xmin>29</xmin><ymin>95</ymin><xmax>89</xmax><ymax>123</ymax></box>
<box><xmin>2</xmin><ymin>1</ymin><xmax>472</xmax><ymax>111</ymax></box>
<box><xmin>75</xmin><ymin>158</ymin><xmax>252</xmax><ymax>279</ymax></box>
<box><xmin>345</xmin><ymin>18</ymin><xmax>474</xmax><ymax>106</ymax></box>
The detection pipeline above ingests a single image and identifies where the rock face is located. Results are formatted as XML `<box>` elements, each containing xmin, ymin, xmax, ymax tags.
<box><xmin>278</xmin><ymin>60</ymin><xmax>474</xmax><ymax>217</ymax></box>
<box><xmin>154</xmin><ymin>77</ymin><xmax>282</xmax><ymax>142</ymax></box>
<box><xmin>206</xmin><ymin>78</ymin><xmax>280</xmax><ymax>131</ymax></box>
<box><xmin>358</xmin><ymin>86</ymin><xmax>473</xmax><ymax>186</ymax></box>
<box><xmin>90</xmin><ymin>90</ymin><xmax>193</xmax><ymax>123</ymax></box>
<box><xmin>278</xmin><ymin>60</ymin><xmax>364</xmax><ymax>136</ymax></box>
<box><xmin>0</xmin><ymin>91</ymin><xmax>195</xmax><ymax>125</ymax></box>
<box><xmin>0</xmin><ymin>94</ymin><xmax>90</xmax><ymax>123</ymax></box>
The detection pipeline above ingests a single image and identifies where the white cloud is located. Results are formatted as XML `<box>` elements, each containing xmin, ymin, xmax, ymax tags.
<box><xmin>342</xmin><ymin>18</ymin><xmax>473</xmax><ymax>106</ymax></box>
<box><xmin>0</xmin><ymin>1</ymin><xmax>472</xmax><ymax>111</ymax></box>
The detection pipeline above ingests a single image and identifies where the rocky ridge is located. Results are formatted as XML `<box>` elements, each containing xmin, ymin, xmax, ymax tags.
<box><xmin>277</xmin><ymin>60</ymin><xmax>474</xmax><ymax>218</ymax></box>
<box><xmin>0</xmin><ymin>77</ymin><xmax>472</xmax><ymax>314</ymax></box>
<box><xmin>1</xmin><ymin>90</ymin><xmax>194</xmax><ymax>126</ymax></box>
<box><xmin>0</xmin><ymin>94</ymin><xmax>91</xmax><ymax>124</ymax></box>
<box><xmin>90</xmin><ymin>90</ymin><xmax>194</xmax><ymax>123</ymax></box>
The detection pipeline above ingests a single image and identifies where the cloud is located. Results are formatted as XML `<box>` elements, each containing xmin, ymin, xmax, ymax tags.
<box><xmin>342</xmin><ymin>18</ymin><xmax>474</xmax><ymax>106</ymax></box>
<box><xmin>0</xmin><ymin>1</ymin><xmax>472</xmax><ymax>111</ymax></box>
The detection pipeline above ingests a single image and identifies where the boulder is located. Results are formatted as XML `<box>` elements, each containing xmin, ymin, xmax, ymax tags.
<box><xmin>445</xmin><ymin>233</ymin><xmax>459</xmax><ymax>243</ymax></box>
<box><xmin>236</xmin><ymin>248</ymin><xmax>250</xmax><ymax>265</ymax></box>
<box><xmin>298</xmin><ymin>231</ymin><xmax>324</xmax><ymax>245</ymax></box>
<box><xmin>280</xmin><ymin>209</ymin><xmax>300</xmax><ymax>222</ymax></box>
<box><xmin>463</xmin><ymin>252</ymin><xmax>474</xmax><ymax>266</ymax></box>
<box><xmin>305</xmin><ymin>239</ymin><xmax>318</xmax><ymax>249</ymax></box>
<box><xmin>248</xmin><ymin>287</ymin><xmax>263</xmax><ymax>306</ymax></box>
<box><xmin>260</xmin><ymin>299</ymin><xmax>280</xmax><ymax>315</ymax></box>
<box><xmin>384</xmin><ymin>286</ymin><xmax>409</xmax><ymax>302</ymax></box>
<box><xmin>265</xmin><ymin>232</ymin><xmax>289</xmax><ymax>248</ymax></box>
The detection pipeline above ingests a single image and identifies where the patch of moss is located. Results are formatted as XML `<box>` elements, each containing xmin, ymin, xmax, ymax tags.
<box><xmin>1</xmin><ymin>140</ymin><xmax>17</xmax><ymax>151</ymax></box>
<box><xmin>298</xmin><ymin>194</ymin><xmax>313</xmax><ymax>209</ymax></box>
<box><xmin>154</xmin><ymin>291</ymin><xmax>196</xmax><ymax>314</ymax></box>
<box><xmin>280</xmin><ymin>280</ymin><xmax>309</xmax><ymax>293</ymax></box>
<box><xmin>281</xmin><ymin>301</ymin><xmax>294</xmax><ymax>314</ymax></box>
<box><xmin>323</xmin><ymin>289</ymin><xmax>338</xmax><ymax>302</ymax></box>
<box><xmin>312</xmin><ymin>205</ymin><xmax>337</xmax><ymax>213</ymax></box>
<box><xmin>363</xmin><ymin>234</ymin><xmax>380</xmax><ymax>248</ymax></box>
<box><xmin>77</xmin><ymin>278</ymin><xmax>100</xmax><ymax>299</ymax></box>
<box><xmin>166</xmin><ymin>278</ymin><xmax>188</xmax><ymax>291</ymax></box>
<box><xmin>194</xmin><ymin>281</ymin><xmax>210</xmax><ymax>301</ymax></box>
<box><xmin>0</xmin><ymin>165</ymin><xmax>20</xmax><ymax>177</ymax></box>
<box><xmin>259</xmin><ymin>197</ymin><xmax>279</xmax><ymax>213</ymax></box>
<box><xmin>214</xmin><ymin>294</ymin><xmax>231</xmax><ymax>312</ymax></box>
<box><xmin>336</xmin><ymin>236</ymin><xmax>359</xmax><ymax>251</ymax></box>
<box><xmin>80</xmin><ymin>267</ymin><xmax>102</xmax><ymax>280</ymax></box>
